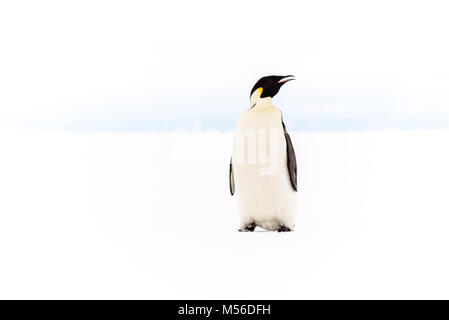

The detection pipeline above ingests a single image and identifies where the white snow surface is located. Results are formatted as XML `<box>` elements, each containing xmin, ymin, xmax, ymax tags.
<box><xmin>1</xmin><ymin>129</ymin><xmax>449</xmax><ymax>299</ymax></box>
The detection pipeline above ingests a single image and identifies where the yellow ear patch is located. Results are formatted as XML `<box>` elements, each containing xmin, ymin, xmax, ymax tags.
<box><xmin>258</xmin><ymin>87</ymin><xmax>263</xmax><ymax>96</ymax></box>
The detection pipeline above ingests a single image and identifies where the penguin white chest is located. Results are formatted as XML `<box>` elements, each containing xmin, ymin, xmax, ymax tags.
<box><xmin>232</xmin><ymin>102</ymin><xmax>297</xmax><ymax>231</ymax></box>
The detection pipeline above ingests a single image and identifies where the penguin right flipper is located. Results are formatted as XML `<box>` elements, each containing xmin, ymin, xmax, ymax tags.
<box><xmin>282</xmin><ymin>120</ymin><xmax>298</xmax><ymax>192</ymax></box>
<box><xmin>229</xmin><ymin>157</ymin><xmax>235</xmax><ymax>195</ymax></box>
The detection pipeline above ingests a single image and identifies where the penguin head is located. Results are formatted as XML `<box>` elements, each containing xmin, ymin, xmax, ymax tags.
<box><xmin>250</xmin><ymin>75</ymin><xmax>295</xmax><ymax>107</ymax></box>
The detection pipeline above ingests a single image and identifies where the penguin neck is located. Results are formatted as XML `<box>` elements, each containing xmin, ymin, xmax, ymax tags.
<box><xmin>251</xmin><ymin>97</ymin><xmax>275</xmax><ymax>110</ymax></box>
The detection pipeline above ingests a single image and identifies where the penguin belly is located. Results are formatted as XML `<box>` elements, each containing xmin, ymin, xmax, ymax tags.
<box><xmin>233</xmin><ymin>105</ymin><xmax>297</xmax><ymax>231</ymax></box>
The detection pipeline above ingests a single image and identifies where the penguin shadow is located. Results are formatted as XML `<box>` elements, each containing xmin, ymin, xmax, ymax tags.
<box><xmin>255</xmin><ymin>229</ymin><xmax>293</xmax><ymax>233</ymax></box>
<box><xmin>238</xmin><ymin>225</ymin><xmax>293</xmax><ymax>233</ymax></box>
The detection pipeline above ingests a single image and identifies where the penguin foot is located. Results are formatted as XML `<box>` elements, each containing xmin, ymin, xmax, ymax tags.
<box><xmin>277</xmin><ymin>225</ymin><xmax>292</xmax><ymax>232</ymax></box>
<box><xmin>239</xmin><ymin>222</ymin><xmax>256</xmax><ymax>232</ymax></box>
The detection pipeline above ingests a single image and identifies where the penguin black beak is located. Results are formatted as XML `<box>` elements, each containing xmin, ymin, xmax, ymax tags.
<box><xmin>278</xmin><ymin>75</ymin><xmax>295</xmax><ymax>84</ymax></box>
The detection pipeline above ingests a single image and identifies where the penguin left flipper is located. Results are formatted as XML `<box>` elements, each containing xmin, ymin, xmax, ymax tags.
<box><xmin>229</xmin><ymin>157</ymin><xmax>235</xmax><ymax>195</ymax></box>
<box><xmin>282</xmin><ymin>120</ymin><xmax>298</xmax><ymax>192</ymax></box>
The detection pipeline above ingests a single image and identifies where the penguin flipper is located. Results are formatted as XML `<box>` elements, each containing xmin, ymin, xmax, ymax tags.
<box><xmin>282</xmin><ymin>120</ymin><xmax>298</xmax><ymax>191</ymax></box>
<box><xmin>229</xmin><ymin>157</ymin><xmax>235</xmax><ymax>195</ymax></box>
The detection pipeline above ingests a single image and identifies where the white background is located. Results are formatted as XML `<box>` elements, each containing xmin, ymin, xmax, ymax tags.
<box><xmin>1</xmin><ymin>130</ymin><xmax>449</xmax><ymax>299</ymax></box>
<box><xmin>1</xmin><ymin>0</ymin><xmax>449</xmax><ymax>130</ymax></box>
<box><xmin>1</xmin><ymin>1</ymin><xmax>449</xmax><ymax>299</ymax></box>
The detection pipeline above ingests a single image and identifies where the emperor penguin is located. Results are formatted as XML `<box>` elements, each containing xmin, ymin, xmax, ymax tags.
<box><xmin>229</xmin><ymin>75</ymin><xmax>298</xmax><ymax>232</ymax></box>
